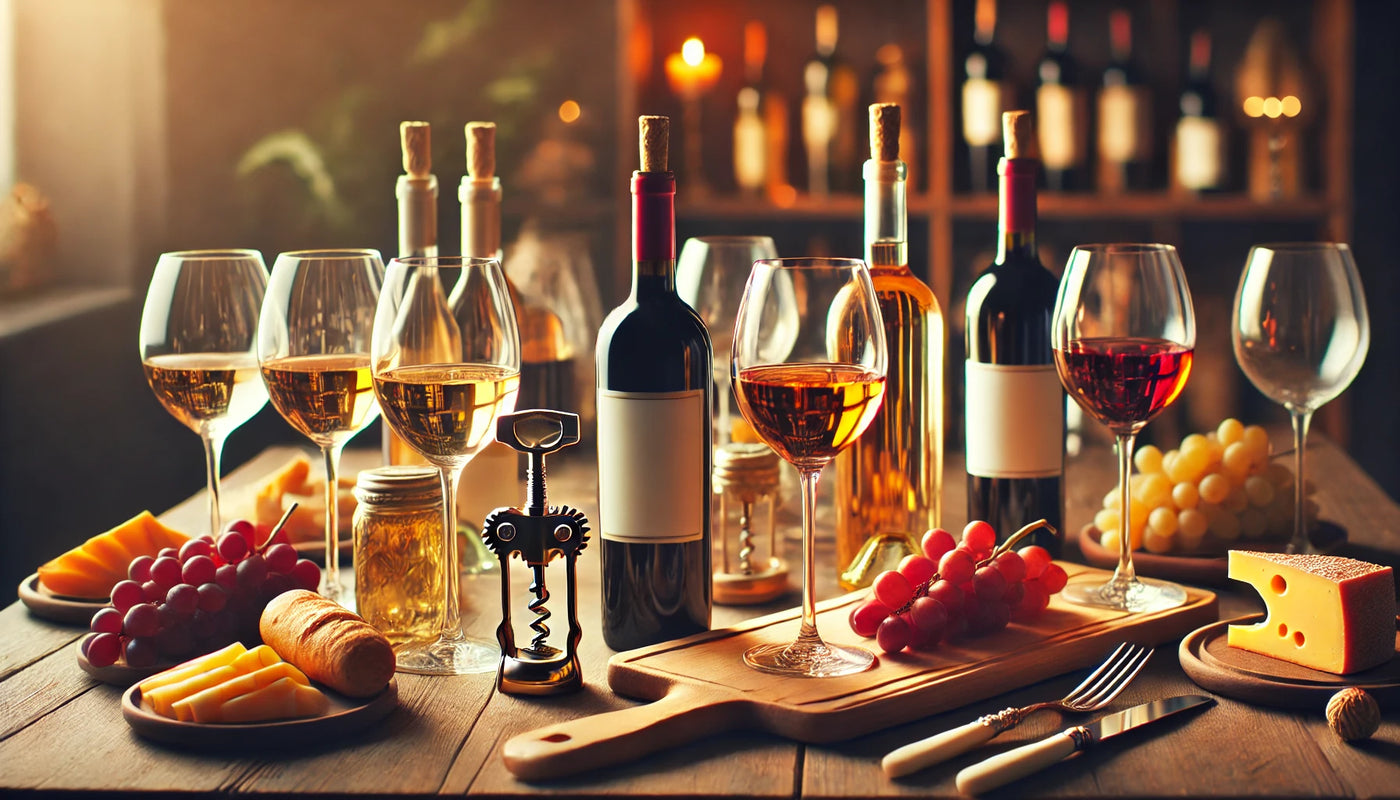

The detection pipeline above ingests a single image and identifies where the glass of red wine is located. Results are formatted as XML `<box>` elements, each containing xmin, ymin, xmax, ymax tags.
<box><xmin>1052</xmin><ymin>243</ymin><xmax>1196</xmax><ymax>612</ymax></box>
<box><xmin>732</xmin><ymin>257</ymin><xmax>888</xmax><ymax>677</ymax></box>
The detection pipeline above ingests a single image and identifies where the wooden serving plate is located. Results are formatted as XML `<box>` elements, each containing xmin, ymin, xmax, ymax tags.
<box><xmin>1179</xmin><ymin>614</ymin><xmax>1400</xmax><ymax>709</ymax></box>
<box><xmin>76</xmin><ymin>640</ymin><xmax>172</xmax><ymax>686</ymax></box>
<box><xmin>121</xmin><ymin>677</ymin><xmax>398</xmax><ymax>750</ymax></box>
<box><xmin>1078</xmin><ymin>522</ymin><xmax>1348</xmax><ymax>587</ymax></box>
<box><xmin>502</xmin><ymin>562</ymin><xmax>1219</xmax><ymax>781</ymax></box>
<box><xmin>18</xmin><ymin>573</ymin><xmax>106</xmax><ymax>626</ymax></box>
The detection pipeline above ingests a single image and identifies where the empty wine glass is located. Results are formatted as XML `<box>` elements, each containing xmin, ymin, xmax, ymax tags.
<box><xmin>1232</xmin><ymin>243</ymin><xmax>1369</xmax><ymax>554</ymax></box>
<box><xmin>1053</xmin><ymin>244</ymin><xmax>1195</xmax><ymax>612</ymax></box>
<box><xmin>140</xmin><ymin>250</ymin><xmax>270</xmax><ymax>538</ymax></box>
<box><xmin>732</xmin><ymin>257</ymin><xmax>887</xmax><ymax>677</ymax></box>
<box><xmin>372</xmin><ymin>256</ymin><xmax>521</xmax><ymax>675</ymax></box>
<box><xmin>259</xmin><ymin>249</ymin><xmax>385</xmax><ymax>603</ymax></box>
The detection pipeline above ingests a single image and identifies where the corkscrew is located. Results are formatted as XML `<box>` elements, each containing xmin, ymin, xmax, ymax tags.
<box><xmin>480</xmin><ymin>409</ymin><xmax>589</xmax><ymax>696</ymax></box>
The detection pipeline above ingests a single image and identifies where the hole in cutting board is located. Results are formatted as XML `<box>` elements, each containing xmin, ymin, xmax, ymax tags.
<box><xmin>542</xmin><ymin>733</ymin><xmax>571</xmax><ymax>742</ymax></box>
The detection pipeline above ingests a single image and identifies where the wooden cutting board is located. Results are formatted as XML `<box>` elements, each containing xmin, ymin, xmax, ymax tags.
<box><xmin>503</xmin><ymin>563</ymin><xmax>1218</xmax><ymax>781</ymax></box>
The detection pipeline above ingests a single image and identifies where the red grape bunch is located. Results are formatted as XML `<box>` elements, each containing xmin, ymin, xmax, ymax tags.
<box><xmin>848</xmin><ymin>520</ymin><xmax>1069</xmax><ymax>654</ymax></box>
<box><xmin>80</xmin><ymin>517</ymin><xmax>321</xmax><ymax>669</ymax></box>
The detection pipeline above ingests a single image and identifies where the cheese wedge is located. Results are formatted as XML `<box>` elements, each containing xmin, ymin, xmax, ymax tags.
<box><xmin>1228</xmin><ymin>550</ymin><xmax>1396</xmax><ymax>675</ymax></box>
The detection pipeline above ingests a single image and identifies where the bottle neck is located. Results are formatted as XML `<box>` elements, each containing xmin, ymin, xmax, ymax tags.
<box><xmin>996</xmin><ymin>157</ymin><xmax>1038</xmax><ymax>264</ymax></box>
<box><xmin>632</xmin><ymin>171</ymin><xmax>677</xmax><ymax>296</ymax></box>
<box><xmin>459</xmin><ymin>176</ymin><xmax>502</xmax><ymax>263</ymax></box>
<box><xmin>397</xmin><ymin>175</ymin><xmax>439</xmax><ymax>258</ymax></box>
<box><xmin>863</xmin><ymin>158</ymin><xmax>907</xmax><ymax>269</ymax></box>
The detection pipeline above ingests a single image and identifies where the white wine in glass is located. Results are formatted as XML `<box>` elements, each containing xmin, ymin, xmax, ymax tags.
<box><xmin>372</xmin><ymin>256</ymin><xmax>521</xmax><ymax>675</ymax></box>
<box><xmin>140</xmin><ymin>250</ymin><xmax>270</xmax><ymax>538</ymax></box>
<box><xmin>1232</xmin><ymin>242</ymin><xmax>1369</xmax><ymax>554</ymax></box>
<box><xmin>259</xmin><ymin>249</ymin><xmax>385</xmax><ymax>603</ymax></box>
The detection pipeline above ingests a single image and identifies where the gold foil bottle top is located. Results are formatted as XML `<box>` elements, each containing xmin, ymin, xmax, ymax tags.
<box><xmin>466</xmin><ymin>121</ymin><xmax>496</xmax><ymax>180</ymax></box>
<box><xmin>639</xmin><ymin>115</ymin><xmax>669</xmax><ymax>172</ymax></box>
<box><xmin>400</xmin><ymin>121</ymin><xmax>431</xmax><ymax>178</ymax></box>
<box><xmin>870</xmin><ymin>103</ymin><xmax>901</xmax><ymax>161</ymax></box>
<box><xmin>1003</xmin><ymin>110</ymin><xmax>1031</xmax><ymax>159</ymax></box>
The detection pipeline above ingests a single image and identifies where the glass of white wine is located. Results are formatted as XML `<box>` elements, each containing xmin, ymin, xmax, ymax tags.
<box><xmin>140</xmin><ymin>250</ymin><xmax>270</xmax><ymax>539</ymax></box>
<box><xmin>371</xmin><ymin>256</ymin><xmax>521</xmax><ymax>675</ymax></box>
<box><xmin>259</xmin><ymin>249</ymin><xmax>385</xmax><ymax>603</ymax></box>
<box><xmin>1232</xmin><ymin>242</ymin><xmax>1369</xmax><ymax>554</ymax></box>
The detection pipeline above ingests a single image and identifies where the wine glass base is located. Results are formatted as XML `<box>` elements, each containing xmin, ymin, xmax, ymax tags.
<box><xmin>394</xmin><ymin>636</ymin><xmax>499</xmax><ymax>676</ymax></box>
<box><xmin>1062</xmin><ymin>575</ymin><xmax>1188</xmax><ymax>613</ymax></box>
<box><xmin>743</xmin><ymin>639</ymin><xmax>874</xmax><ymax>678</ymax></box>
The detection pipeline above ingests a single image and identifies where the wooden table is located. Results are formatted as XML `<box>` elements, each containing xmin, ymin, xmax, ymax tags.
<box><xmin>4</xmin><ymin>439</ymin><xmax>1399</xmax><ymax>799</ymax></box>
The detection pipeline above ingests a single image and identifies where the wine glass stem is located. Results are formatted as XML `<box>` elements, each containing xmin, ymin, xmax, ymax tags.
<box><xmin>796</xmin><ymin>466</ymin><xmax>824</xmax><ymax>645</ymax></box>
<box><xmin>1112</xmin><ymin>433</ymin><xmax>1138</xmax><ymax>589</ymax></box>
<box><xmin>1289</xmin><ymin>409</ymin><xmax>1313</xmax><ymax>554</ymax></box>
<box><xmin>438</xmin><ymin>464</ymin><xmax>467</xmax><ymax>642</ymax></box>
<box><xmin>201</xmin><ymin>433</ymin><xmax>226</xmax><ymax>538</ymax></box>
<box><xmin>320</xmin><ymin>442</ymin><xmax>347</xmax><ymax>602</ymax></box>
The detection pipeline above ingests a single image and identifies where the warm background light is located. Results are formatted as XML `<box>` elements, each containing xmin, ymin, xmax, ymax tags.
<box><xmin>558</xmin><ymin>99</ymin><xmax>580</xmax><ymax>124</ymax></box>
<box><xmin>681</xmin><ymin>37</ymin><xmax>704</xmax><ymax>67</ymax></box>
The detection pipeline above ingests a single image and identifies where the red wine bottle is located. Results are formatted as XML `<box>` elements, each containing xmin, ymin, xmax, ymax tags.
<box><xmin>596</xmin><ymin>116</ymin><xmax>713</xmax><ymax>651</ymax></box>
<box><xmin>965</xmin><ymin>111</ymin><xmax>1064</xmax><ymax>554</ymax></box>
<box><xmin>1097</xmin><ymin>8</ymin><xmax>1153</xmax><ymax>193</ymax></box>
<box><xmin>1035</xmin><ymin>0</ymin><xmax>1087</xmax><ymax>192</ymax></box>
<box><xmin>1175</xmin><ymin>30</ymin><xmax>1224</xmax><ymax>192</ymax></box>
<box><xmin>962</xmin><ymin>0</ymin><xmax>1008</xmax><ymax>193</ymax></box>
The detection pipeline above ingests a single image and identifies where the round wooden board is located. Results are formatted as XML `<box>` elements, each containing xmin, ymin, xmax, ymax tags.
<box><xmin>1179</xmin><ymin>614</ymin><xmax>1400</xmax><ymax>709</ymax></box>
<box><xmin>76</xmin><ymin>640</ymin><xmax>171</xmax><ymax>686</ymax></box>
<box><xmin>1078</xmin><ymin>522</ymin><xmax>1347</xmax><ymax>587</ymax></box>
<box><xmin>18</xmin><ymin>573</ymin><xmax>107</xmax><ymax>626</ymax></box>
<box><xmin>122</xmin><ymin>677</ymin><xmax>397</xmax><ymax>750</ymax></box>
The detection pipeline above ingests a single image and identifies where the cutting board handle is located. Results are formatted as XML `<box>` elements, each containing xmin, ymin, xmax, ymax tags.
<box><xmin>503</xmin><ymin>685</ymin><xmax>746</xmax><ymax>781</ymax></box>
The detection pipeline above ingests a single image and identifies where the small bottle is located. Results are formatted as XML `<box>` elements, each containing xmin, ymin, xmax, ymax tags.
<box><xmin>353</xmin><ymin>465</ymin><xmax>446</xmax><ymax>648</ymax></box>
<box><xmin>1174</xmin><ymin>30</ymin><xmax>1225</xmax><ymax>193</ymax></box>
<box><xmin>733</xmin><ymin>21</ymin><xmax>769</xmax><ymax>195</ymax></box>
<box><xmin>1035</xmin><ymin>1</ymin><xmax>1087</xmax><ymax>192</ymax></box>
<box><xmin>961</xmin><ymin>0</ymin><xmax>1008</xmax><ymax>193</ymax></box>
<box><xmin>1097</xmin><ymin>8</ymin><xmax>1153</xmax><ymax>193</ymax></box>
<box><xmin>802</xmin><ymin>4</ymin><xmax>859</xmax><ymax>196</ymax></box>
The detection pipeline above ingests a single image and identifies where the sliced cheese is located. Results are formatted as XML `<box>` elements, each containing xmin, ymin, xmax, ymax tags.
<box><xmin>148</xmin><ymin>665</ymin><xmax>242</xmax><ymax>720</ymax></box>
<box><xmin>138</xmin><ymin>642</ymin><xmax>248</xmax><ymax>696</ymax></box>
<box><xmin>1228</xmin><ymin>550</ymin><xmax>1396</xmax><ymax>675</ymax></box>
<box><xmin>173</xmin><ymin>661</ymin><xmax>312</xmax><ymax>723</ymax></box>
<box><xmin>217</xmin><ymin>676</ymin><xmax>330</xmax><ymax>723</ymax></box>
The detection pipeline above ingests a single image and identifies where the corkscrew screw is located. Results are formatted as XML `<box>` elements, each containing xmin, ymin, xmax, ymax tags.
<box><xmin>480</xmin><ymin>409</ymin><xmax>588</xmax><ymax>696</ymax></box>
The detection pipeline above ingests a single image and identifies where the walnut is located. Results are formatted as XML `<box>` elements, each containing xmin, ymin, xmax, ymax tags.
<box><xmin>1326</xmin><ymin>687</ymin><xmax>1381</xmax><ymax>742</ymax></box>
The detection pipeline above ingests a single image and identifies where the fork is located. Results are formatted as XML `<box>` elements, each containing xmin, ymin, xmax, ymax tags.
<box><xmin>881</xmin><ymin>642</ymin><xmax>1153</xmax><ymax>778</ymax></box>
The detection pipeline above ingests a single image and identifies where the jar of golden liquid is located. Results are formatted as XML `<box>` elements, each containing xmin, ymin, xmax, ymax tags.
<box><xmin>353</xmin><ymin>466</ymin><xmax>444</xmax><ymax>647</ymax></box>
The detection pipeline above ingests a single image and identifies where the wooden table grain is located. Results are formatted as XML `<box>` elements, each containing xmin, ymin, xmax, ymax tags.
<box><xmin>3</xmin><ymin>438</ymin><xmax>1398</xmax><ymax>799</ymax></box>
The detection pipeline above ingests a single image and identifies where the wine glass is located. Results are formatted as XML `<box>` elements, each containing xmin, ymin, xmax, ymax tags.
<box><xmin>677</xmin><ymin>235</ymin><xmax>789</xmax><ymax>444</ymax></box>
<box><xmin>1052</xmin><ymin>244</ymin><xmax>1195</xmax><ymax>612</ymax></box>
<box><xmin>371</xmin><ymin>256</ymin><xmax>521</xmax><ymax>675</ymax></box>
<box><xmin>1232</xmin><ymin>242</ymin><xmax>1369</xmax><ymax>554</ymax></box>
<box><xmin>140</xmin><ymin>250</ymin><xmax>270</xmax><ymax>538</ymax></box>
<box><xmin>259</xmin><ymin>249</ymin><xmax>385</xmax><ymax>603</ymax></box>
<box><xmin>732</xmin><ymin>257</ymin><xmax>887</xmax><ymax>677</ymax></box>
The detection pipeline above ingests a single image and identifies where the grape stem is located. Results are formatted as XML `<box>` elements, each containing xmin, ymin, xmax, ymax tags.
<box><xmin>258</xmin><ymin>502</ymin><xmax>298</xmax><ymax>554</ymax></box>
<box><xmin>892</xmin><ymin>519</ymin><xmax>1058</xmax><ymax>617</ymax></box>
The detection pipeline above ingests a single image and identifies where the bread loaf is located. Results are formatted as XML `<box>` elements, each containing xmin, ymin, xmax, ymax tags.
<box><xmin>259</xmin><ymin>590</ymin><xmax>395</xmax><ymax>697</ymax></box>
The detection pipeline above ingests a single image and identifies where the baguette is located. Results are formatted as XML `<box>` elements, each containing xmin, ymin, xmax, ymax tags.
<box><xmin>258</xmin><ymin>590</ymin><xmax>395</xmax><ymax>698</ymax></box>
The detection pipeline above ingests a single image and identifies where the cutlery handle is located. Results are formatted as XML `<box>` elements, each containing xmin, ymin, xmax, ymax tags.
<box><xmin>882</xmin><ymin>719</ymin><xmax>1000</xmax><ymax>778</ymax></box>
<box><xmin>955</xmin><ymin>730</ymin><xmax>1082</xmax><ymax>795</ymax></box>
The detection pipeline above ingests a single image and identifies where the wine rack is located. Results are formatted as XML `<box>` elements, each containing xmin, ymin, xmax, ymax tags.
<box><xmin>613</xmin><ymin>0</ymin><xmax>1356</xmax><ymax>442</ymax></box>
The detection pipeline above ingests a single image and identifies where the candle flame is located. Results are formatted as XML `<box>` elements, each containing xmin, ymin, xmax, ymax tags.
<box><xmin>682</xmin><ymin>37</ymin><xmax>705</xmax><ymax>67</ymax></box>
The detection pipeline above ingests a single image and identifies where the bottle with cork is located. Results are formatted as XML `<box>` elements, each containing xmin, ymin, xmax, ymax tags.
<box><xmin>834</xmin><ymin>103</ymin><xmax>944</xmax><ymax>591</ymax></box>
<box><xmin>595</xmin><ymin>115</ymin><xmax>713</xmax><ymax>650</ymax></box>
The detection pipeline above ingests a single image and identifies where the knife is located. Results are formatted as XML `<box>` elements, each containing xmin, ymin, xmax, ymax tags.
<box><xmin>955</xmin><ymin>695</ymin><xmax>1214</xmax><ymax>795</ymax></box>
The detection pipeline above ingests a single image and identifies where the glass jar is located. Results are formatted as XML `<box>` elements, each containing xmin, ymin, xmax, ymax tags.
<box><xmin>353</xmin><ymin>465</ymin><xmax>444</xmax><ymax>647</ymax></box>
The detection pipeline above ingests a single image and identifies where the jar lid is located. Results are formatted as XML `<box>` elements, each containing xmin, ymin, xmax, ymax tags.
<box><xmin>354</xmin><ymin>465</ymin><xmax>442</xmax><ymax>506</ymax></box>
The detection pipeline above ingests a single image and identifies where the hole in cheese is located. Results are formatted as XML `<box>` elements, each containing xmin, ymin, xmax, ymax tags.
<box><xmin>1294</xmin><ymin>631</ymin><xmax>1306</xmax><ymax>647</ymax></box>
<box><xmin>1278</xmin><ymin>623</ymin><xmax>1288</xmax><ymax>637</ymax></box>
<box><xmin>542</xmin><ymin>733</ymin><xmax>571</xmax><ymax>743</ymax></box>
<box><xmin>1270</xmin><ymin>574</ymin><xmax>1287</xmax><ymax>594</ymax></box>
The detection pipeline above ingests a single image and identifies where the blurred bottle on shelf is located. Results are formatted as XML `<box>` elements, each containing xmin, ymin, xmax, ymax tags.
<box><xmin>1174</xmin><ymin>30</ymin><xmax>1226</xmax><ymax>193</ymax></box>
<box><xmin>1097</xmin><ymin>8</ymin><xmax>1153</xmax><ymax>193</ymax></box>
<box><xmin>733</xmin><ymin>20</ymin><xmax>793</xmax><ymax>201</ymax></box>
<box><xmin>1235</xmin><ymin>18</ymin><xmax>1310</xmax><ymax>202</ymax></box>
<box><xmin>802</xmin><ymin>4</ymin><xmax>860</xmax><ymax>197</ymax></box>
<box><xmin>961</xmin><ymin>0</ymin><xmax>1009</xmax><ymax>194</ymax></box>
<box><xmin>874</xmin><ymin>43</ymin><xmax>919</xmax><ymax>193</ymax></box>
<box><xmin>1035</xmin><ymin>0</ymin><xmax>1087</xmax><ymax>192</ymax></box>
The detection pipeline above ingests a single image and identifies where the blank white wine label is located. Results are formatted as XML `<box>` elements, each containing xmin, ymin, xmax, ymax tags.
<box><xmin>1175</xmin><ymin>117</ymin><xmax>1223</xmax><ymax>190</ymax></box>
<box><xmin>1098</xmin><ymin>85</ymin><xmax>1152</xmax><ymax>162</ymax></box>
<box><xmin>597</xmin><ymin>388</ymin><xmax>705</xmax><ymax>544</ymax></box>
<box><xmin>965</xmin><ymin>362</ymin><xmax>1063</xmax><ymax>478</ymax></box>
<box><xmin>1036</xmin><ymin>84</ymin><xmax>1082</xmax><ymax>169</ymax></box>
<box><xmin>962</xmin><ymin>79</ymin><xmax>1003</xmax><ymax>147</ymax></box>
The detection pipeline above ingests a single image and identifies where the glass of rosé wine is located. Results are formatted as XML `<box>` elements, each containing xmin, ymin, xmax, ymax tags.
<box><xmin>732</xmin><ymin>257</ymin><xmax>887</xmax><ymax>677</ymax></box>
<box><xmin>139</xmin><ymin>250</ymin><xmax>270</xmax><ymax>540</ymax></box>
<box><xmin>1053</xmin><ymin>244</ymin><xmax>1195</xmax><ymax>612</ymax></box>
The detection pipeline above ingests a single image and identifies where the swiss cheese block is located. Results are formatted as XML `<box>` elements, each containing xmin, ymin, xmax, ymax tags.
<box><xmin>1227</xmin><ymin>550</ymin><xmax>1396</xmax><ymax>674</ymax></box>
